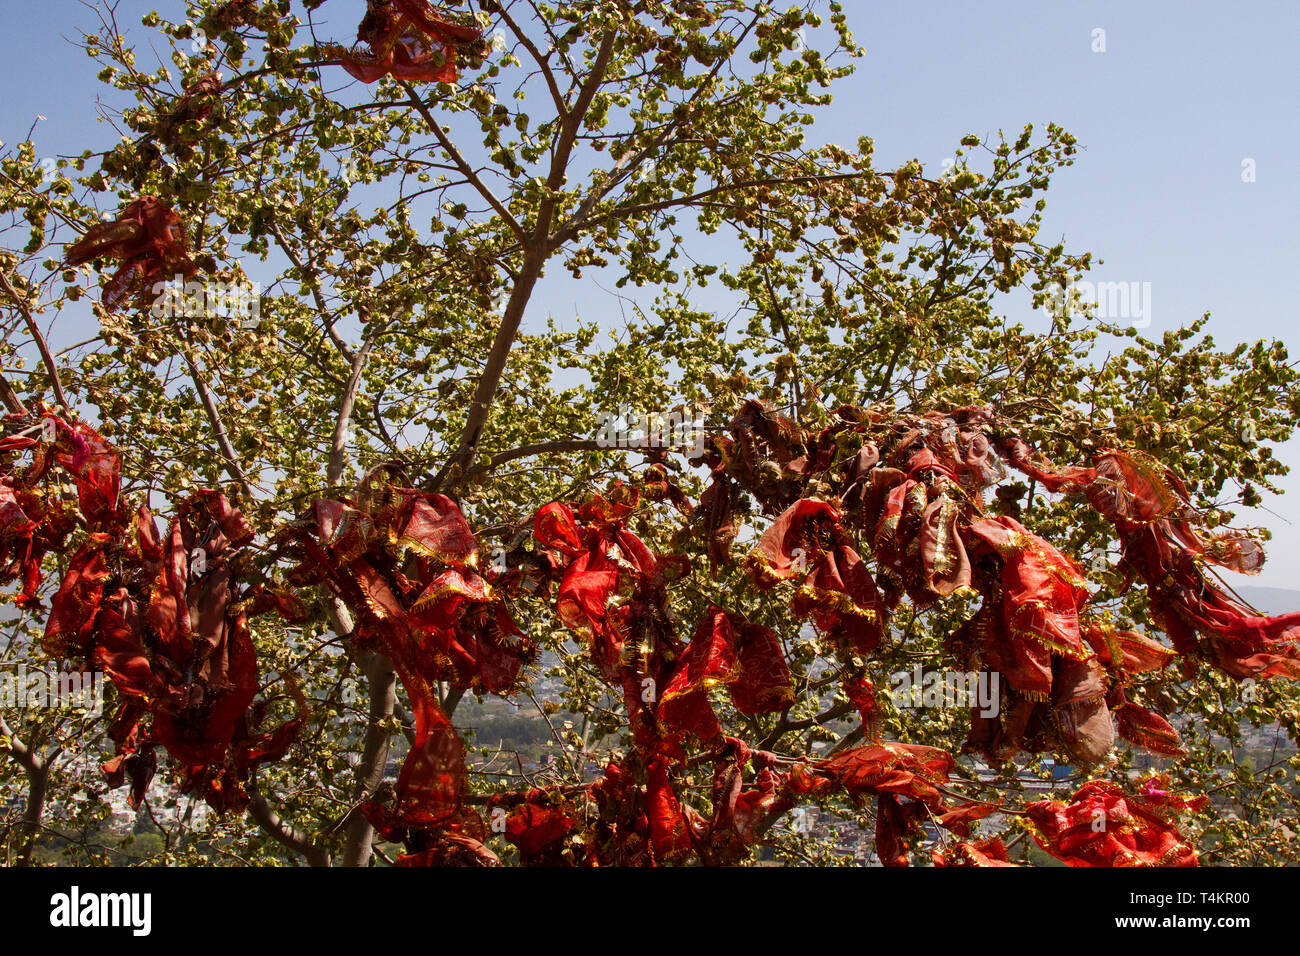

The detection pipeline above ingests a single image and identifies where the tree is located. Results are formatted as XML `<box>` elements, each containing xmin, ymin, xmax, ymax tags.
<box><xmin>1</xmin><ymin>0</ymin><xmax>1297</xmax><ymax>867</ymax></box>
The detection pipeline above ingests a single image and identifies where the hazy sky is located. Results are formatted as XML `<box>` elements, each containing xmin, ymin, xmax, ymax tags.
<box><xmin>3</xmin><ymin>1</ymin><xmax>1297</xmax><ymax>587</ymax></box>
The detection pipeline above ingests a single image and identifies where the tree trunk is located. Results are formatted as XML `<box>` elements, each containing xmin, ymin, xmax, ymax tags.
<box><xmin>342</xmin><ymin>653</ymin><xmax>397</xmax><ymax>867</ymax></box>
<box><xmin>16</xmin><ymin>759</ymin><xmax>50</xmax><ymax>867</ymax></box>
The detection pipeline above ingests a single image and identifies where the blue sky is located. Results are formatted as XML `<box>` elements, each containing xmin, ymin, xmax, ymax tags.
<box><xmin>3</xmin><ymin>1</ymin><xmax>1298</xmax><ymax>587</ymax></box>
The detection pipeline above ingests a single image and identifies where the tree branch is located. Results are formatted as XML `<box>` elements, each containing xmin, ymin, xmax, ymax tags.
<box><xmin>247</xmin><ymin>773</ymin><xmax>332</xmax><ymax>866</ymax></box>
<box><xmin>1</xmin><ymin>714</ymin><xmax>49</xmax><ymax>867</ymax></box>
<box><xmin>341</xmin><ymin>653</ymin><xmax>397</xmax><ymax>867</ymax></box>
<box><xmin>0</xmin><ymin>714</ymin><xmax>40</xmax><ymax>776</ymax></box>
<box><xmin>559</xmin><ymin>11</ymin><xmax>763</xmax><ymax>237</ymax></box>
<box><xmin>267</xmin><ymin>220</ymin><xmax>357</xmax><ymax>364</ymax></box>
<box><xmin>485</xmin><ymin>435</ymin><xmax>710</xmax><ymax>470</ymax></box>
<box><xmin>399</xmin><ymin>81</ymin><xmax>526</xmax><ymax>242</ymax></box>
<box><xmin>0</xmin><ymin>271</ymin><xmax>70</xmax><ymax>410</ymax></box>
<box><xmin>497</xmin><ymin>2</ymin><xmax>568</xmax><ymax>121</ymax></box>
<box><xmin>427</xmin><ymin>247</ymin><xmax>548</xmax><ymax>493</ymax></box>
<box><xmin>181</xmin><ymin>350</ymin><xmax>257</xmax><ymax>501</ymax></box>
<box><xmin>537</xmin><ymin>30</ymin><xmax>616</xmax><ymax>245</ymax></box>
<box><xmin>328</xmin><ymin>336</ymin><xmax>374</xmax><ymax>487</ymax></box>
<box><xmin>560</xmin><ymin>170</ymin><xmax>874</xmax><ymax>244</ymax></box>
<box><xmin>0</xmin><ymin>371</ymin><xmax>27</xmax><ymax>415</ymax></box>
<box><xmin>427</xmin><ymin>31</ymin><xmax>618</xmax><ymax>493</ymax></box>
<box><xmin>16</xmin><ymin>761</ymin><xmax>50</xmax><ymax>867</ymax></box>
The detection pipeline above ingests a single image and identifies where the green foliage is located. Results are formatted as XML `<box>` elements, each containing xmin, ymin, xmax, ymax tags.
<box><xmin>1</xmin><ymin>0</ymin><xmax>1296</xmax><ymax>866</ymax></box>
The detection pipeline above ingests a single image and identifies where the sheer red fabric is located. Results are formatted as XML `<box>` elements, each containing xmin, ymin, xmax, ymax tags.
<box><xmin>502</xmin><ymin>797</ymin><xmax>576</xmax><ymax>863</ymax></box>
<box><xmin>694</xmin><ymin>740</ymin><xmax>795</xmax><ymax>864</ymax></box>
<box><xmin>645</xmin><ymin>753</ymin><xmax>695</xmax><ymax>862</ymax></box>
<box><xmin>965</xmin><ymin>515</ymin><xmax>1091</xmax><ymax>661</ymax></box>
<box><xmin>64</xmin><ymin>197</ymin><xmax>195</xmax><ymax>309</ymax></box>
<box><xmin>362</xmin><ymin>693</ymin><xmax>472</xmax><ymax>841</ymax></box>
<box><xmin>1024</xmin><ymin>780</ymin><xmax>1200</xmax><ymax>867</ymax></box>
<box><xmin>0</xmin><ymin>424</ymin><xmax>78</xmax><ymax>607</ymax></box>
<box><xmin>4</xmin><ymin>415</ymin><xmax>305</xmax><ymax>812</ymax></box>
<box><xmin>659</xmin><ymin>606</ymin><xmax>793</xmax><ymax>740</ymax></box>
<box><xmin>332</xmin><ymin>0</ymin><xmax>483</xmax><ymax>84</ymax></box>
<box><xmin>750</xmin><ymin>498</ymin><xmax>885</xmax><ymax>656</ymax></box>
<box><xmin>784</xmin><ymin>732</ymin><xmax>960</xmax><ymax>867</ymax></box>
<box><xmin>158</xmin><ymin>74</ymin><xmax>222</xmax><ymax>148</ymax></box>
<box><xmin>1083</xmin><ymin>621</ymin><xmax>1177</xmax><ymax>674</ymax></box>
<box><xmin>1083</xmin><ymin>621</ymin><xmax>1183</xmax><ymax>755</ymax></box>
<box><xmin>285</xmin><ymin>489</ymin><xmax>532</xmax><ymax>694</ymax></box>
<box><xmin>1089</xmin><ymin>451</ymin><xmax>1300</xmax><ymax>680</ymax></box>
<box><xmin>789</xmin><ymin>742</ymin><xmax>955</xmax><ymax>808</ymax></box>
<box><xmin>995</xmin><ymin>434</ymin><xmax>1097</xmax><ymax>493</ymax></box>
<box><xmin>534</xmin><ymin>487</ymin><xmax>686</xmax><ymax>726</ymax></box>
<box><xmin>10</xmin><ymin>399</ymin><xmax>1300</xmax><ymax>865</ymax></box>
<box><xmin>933</xmin><ymin>838</ymin><xmax>1016</xmax><ymax>867</ymax></box>
<box><xmin>874</xmin><ymin>476</ymin><xmax>972</xmax><ymax>604</ymax></box>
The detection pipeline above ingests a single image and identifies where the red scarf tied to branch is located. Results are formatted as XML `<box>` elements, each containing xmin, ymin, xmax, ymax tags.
<box><xmin>64</xmin><ymin>197</ymin><xmax>196</xmax><ymax>309</ymax></box>
<box><xmin>1088</xmin><ymin>451</ymin><xmax>1300</xmax><ymax>680</ymax></box>
<box><xmin>749</xmin><ymin>498</ymin><xmax>885</xmax><ymax>657</ymax></box>
<box><xmin>282</xmin><ymin>485</ymin><xmax>522</xmax><ymax>861</ymax></box>
<box><xmin>1024</xmin><ymin>780</ymin><xmax>1203</xmax><ymax>867</ymax></box>
<box><xmin>658</xmin><ymin>606</ymin><xmax>794</xmax><ymax>741</ymax></box>
<box><xmin>534</xmin><ymin>484</ymin><xmax>687</xmax><ymax>683</ymax></box>
<box><xmin>331</xmin><ymin>0</ymin><xmax>484</xmax><ymax>84</ymax></box>
<box><xmin>284</xmin><ymin>487</ymin><xmax>532</xmax><ymax>695</ymax></box>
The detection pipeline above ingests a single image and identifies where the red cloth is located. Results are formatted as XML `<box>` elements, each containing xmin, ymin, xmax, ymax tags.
<box><xmin>64</xmin><ymin>197</ymin><xmax>195</xmax><ymax>308</ymax></box>
<box><xmin>966</xmin><ymin>515</ymin><xmax>1091</xmax><ymax>661</ymax></box>
<box><xmin>933</xmin><ymin>838</ymin><xmax>1016</xmax><ymax>867</ymax></box>
<box><xmin>751</xmin><ymin>498</ymin><xmax>885</xmax><ymax>656</ymax></box>
<box><xmin>1024</xmin><ymin>780</ymin><xmax>1199</xmax><ymax>867</ymax></box>
<box><xmin>332</xmin><ymin>0</ymin><xmax>482</xmax><ymax>84</ymax></box>
<box><xmin>659</xmin><ymin>606</ymin><xmax>793</xmax><ymax>740</ymax></box>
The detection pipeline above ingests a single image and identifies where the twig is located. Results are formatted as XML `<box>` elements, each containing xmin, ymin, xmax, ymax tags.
<box><xmin>0</xmin><ymin>271</ymin><xmax>70</xmax><ymax>410</ymax></box>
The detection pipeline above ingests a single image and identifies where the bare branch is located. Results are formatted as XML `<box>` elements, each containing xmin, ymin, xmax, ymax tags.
<box><xmin>497</xmin><ymin>3</ymin><xmax>568</xmax><ymax>120</ymax></box>
<box><xmin>560</xmin><ymin>11</ymin><xmax>764</xmax><ymax>235</ymax></box>
<box><xmin>428</xmin><ymin>31</ymin><xmax>618</xmax><ymax>492</ymax></box>
<box><xmin>247</xmin><ymin>773</ymin><xmax>332</xmax><ymax>866</ymax></box>
<box><xmin>538</xmin><ymin>30</ymin><xmax>616</xmax><ymax>244</ymax></box>
<box><xmin>560</xmin><ymin>170</ymin><xmax>875</xmax><ymax>244</ymax></box>
<box><xmin>399</xmin><ymin>81</ymin><xmax>526</xmax><ymax>241</ymax></box>
<box><xmin>0</xmin><ymin>371</ymin><xmax>26</xmax><ymax>415</ymax></box>
<box><xmin>267</xmin><ymin>220</ymin><xmax>357</xmax><ymax>364</ymax></box>
<box><xmin>328</xmin><ymin>336</ymin><xmax>375</xmax><ymax>487</ymax></box>
<box><xmin>0</xmin><ymin>271</ymin><xmax>70</xmax><ymax>410</ymax></box>
<box><xmin>1</xmin><ymin>714</ymin><xmax>49</xmax><ymax>867</ymax></box>
<box><xmin>181</xmin><ymin>350</ymin><xmax>258</xmax><ymax>501</ymax></box>
<box><xmin>0</xmin><ymin>714</ymin><xmax>41</xmax><ymax>776</ymax></box>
